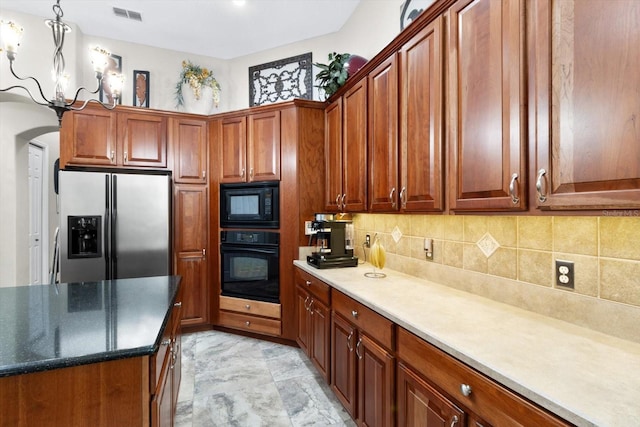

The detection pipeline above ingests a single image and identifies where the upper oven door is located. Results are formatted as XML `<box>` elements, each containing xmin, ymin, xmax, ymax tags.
<box><xmin>220</xmin><ymin>244</ymin><xmax>280</xmax><ymax>303</ymax></box>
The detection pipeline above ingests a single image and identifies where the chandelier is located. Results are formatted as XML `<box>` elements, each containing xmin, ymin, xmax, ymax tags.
<box><xmin>0</xmin><ymin>0</ymin><xmax>124</xmax><ymax>126</ymax></box>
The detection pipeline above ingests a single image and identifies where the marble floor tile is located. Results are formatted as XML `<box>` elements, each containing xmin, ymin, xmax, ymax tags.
<box><xmin>176</xmin><ymin>330</ymin><xmax>355</xmax><ymax>427</ymax></box>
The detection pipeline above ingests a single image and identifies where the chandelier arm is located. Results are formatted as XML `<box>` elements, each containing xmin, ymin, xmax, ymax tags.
<box><xmin>66</xmin><ymin>78</ymin><xmax>103</xmax><ymax>106</ymax></box>
<box><xmin>7</xmin><ymin>60</ymin><xmax>50</xmax><ymax>104</ymax></box>
<box><xmin>68</xmin><ymin>97</ymin><xmax>117</xmax><ymax>112</ymax></box>
<box><xmin>0</xmin><ymin>85</ymin><xmax>51</xmax><ymax>107</ymax></box>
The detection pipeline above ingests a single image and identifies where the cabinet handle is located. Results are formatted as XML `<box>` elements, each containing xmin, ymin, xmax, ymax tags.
<box><xmin>341</xmin><ymin>194</ymin><xmax>346</xmax><ymax>210</ymax></box>
<box><xmin>346</xmin><ymin>331</ymin><xmax>354</xmax><ymax>352</ymax></box>
<box><xmin>249</xmin><ymin>167</ymin><xmax>254</xmax><ymax>180</ymax></box>
<box><xmin>110</xmin><ymin>150</ymin><xmax>115</xmax><ymax>163</ymax></box>
<box><xmin>245</xmin><ymin>321</ymin><xmax>251</xmax><ymax>326</ymax></box>
<box><xmin>202</xmin><ymin>170</ymin><xmax>206</xmax><ymax>179</ymax></box>
<box><xmin>245</xmin><ymin>304</ymin><xmax>251</xmax><ymax>310</ymax></box>
<box><xmin>450</xmin><ymin>415</ymin><xmax>460</xmax><ymax>427</ymax></box>
<box><xmin>509</xmin><ymin>173</ymin><xmax>520</xmax><ymax>204</ymax></box>
<box><xmin>161</xmin><ymin>339</ymin><xmax>171</xmax><ymax>346</ymax></box>
<box><xmin>124</xmin><ymin>150</ymin><xmax>128</xmax><ymax>163</ymax></box>
<box><xmin>399</xmin><ymin>186</ymin><xmax>406</xmax><ymax>208</ymax></box>
<box><xmin>174</xmin><ymin>301</ymin><xmax>182</xmax><ymax>307</ymax></box>
<box><xmin>305</xmin><ymin>280</ymin><xmax>311</xmax><ymax>286</ymax></box>
<box><xmin>355</xmin><ymin>337</ymin><xmax>363</xmax><ymax>359</ymax></box>
<box><xmin>202</xmin><ymin>248</ymin><xmax>206</xmax><ymax>258</ymax></box>
<box><xmin>304</xmin><ymin>296</ymin><xmax>311</xmax><ymax>311</ymax></box>
<box><xmin>460</xmin><ymin>383</ymin><xmax>472</xmax><ymax>397</ymax></box>
<box><xmin>536</xmin><ymin>168</ymin><xmax>548</xmax><ymax>203</ymax></box>
<box><xmin>389</xmin><ymin>187</ymin><xmax>396</xmax><ymax>208</ymax></box>
<box><xmin>336</xmin><ymin>194</ymin><xmax>342</xmax><ymax>209</ymax></box>
<box><xmin>241</xmin><ymin>168</ymin><xmax>245</xmax><ymax>178</ymax></box>
<box><xmin>309</xmin><ymin>299</ymin><xmax>314</xmax><ymax>316</ymax></box>
<box><xmin>351</xmin><ymin>310</ymin><xmax>358</xmax><ymax>319</ymax></box>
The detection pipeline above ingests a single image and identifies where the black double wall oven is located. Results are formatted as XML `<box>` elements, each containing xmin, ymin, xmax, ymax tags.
<box><xmin>220</xmin><ymin>182</ymin><xmax>280</xmax><ymax>304</ymax></box>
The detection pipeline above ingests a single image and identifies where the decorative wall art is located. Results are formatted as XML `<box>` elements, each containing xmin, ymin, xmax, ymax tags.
<box><xmin>133</xmin><ymin>70</ymin><xmax>150</xmax><ymax>108</ymax></box>
<box><xmin>249</xmin><ymin>52</ymin><xmax>312</xmax><ymax>107</ymax></box>
<box><xmin>99</xmin><ymin>54</ymin><xmax>122</xmax><ymax>105</ymax></box>
<box><xmin>400</xmin><ymin>0</ymin><xmax>437</xmax><ymax>30</ymax></box>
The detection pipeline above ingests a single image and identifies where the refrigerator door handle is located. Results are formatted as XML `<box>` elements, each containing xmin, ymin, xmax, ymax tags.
<box><xmin>112</xmin><ymin>175</ymin><xmax>118</xmax><ymax>279</ymax></box>
<box><xmin>105</xmin><ymin>175</ymin><xmax>111</xmax><ymax>279</ymax></box>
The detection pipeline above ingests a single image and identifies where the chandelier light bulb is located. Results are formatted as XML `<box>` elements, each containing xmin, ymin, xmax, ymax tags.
<box><xmin>108</xmin><ymin>72</ymin><xmax>125</xmax><ymax>98</ymax></box>
<box><xmin>1</xmin><ymin>20</ymin><xmax>23</xmax><ymax>57</ymax></box>
<box><xmin>90</xmin><ymin>46</ymin><xmax>110</xmax><ymax>75</ymax></box>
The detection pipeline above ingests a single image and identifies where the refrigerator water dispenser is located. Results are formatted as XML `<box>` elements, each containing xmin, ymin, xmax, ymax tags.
<box><xmin>68</xmin><ymin>216</ymin><xmax>101</xmax><ymax>259</ymax></box>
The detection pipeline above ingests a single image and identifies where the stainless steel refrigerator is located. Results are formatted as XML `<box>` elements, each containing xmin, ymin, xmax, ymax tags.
<box><xmin>58</xmin><ymin>170</ymin><xmax>171</xmax><ymax>283</ymax></box>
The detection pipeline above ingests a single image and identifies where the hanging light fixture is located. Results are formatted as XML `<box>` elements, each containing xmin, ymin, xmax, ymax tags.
<box><xmin>0</xmin><ymin>0</ymin><xmax>124</xmax><ymax>126</ymax></box>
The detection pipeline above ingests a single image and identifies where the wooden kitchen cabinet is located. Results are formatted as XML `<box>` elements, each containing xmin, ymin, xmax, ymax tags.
<box><xmin>447</xmin><ymin>0</ymin><xmax>527</xmax><ymax>211</ymax></box>
<box><xmin>368</xmin><ymin>54</ymin><xmax>399</xmax><ymax>212</ymax></box>
<box><xmin>60</xmin><ymin>107</ymin><xmax>168</xmax><ymax>168</ymax></box>
<box><xmin>397</xmin><ymin>362</ymin><xmax>465</xmax><ymax>427</ymax></box>
<box><xmin>530</xmin><ymin>0</ymin><xmax>640</xmax><ymax>209</ymax></box>
<box><xmin>324</xmin><ymin>80</ymin><xmax>368</xmax><ymax>212</ymax></box>
<box><xmin>171</xmin><ymin>117</ymin><xmax>208</xmax><ymax>184</ymax></box>
<box><xmin>397</xmin><ymin>327</ymin><xmax>569</xmax><ymax>427</ymax></box>
<box><xmin>331</xmin><ymin>290</ymin><xmax>395</xmax><ymax>426</ymax></box>
<box><xmin>218</xmin><ymin>111</ymin><xmax>280</xmax><ymax>183</ymax></box>
<box><xmin>398</xmin><ymin>15</ymin><xmax>445</xmax><ymax>212</ymax></box>
<box><xmin>174</xmin><ymin>185</ymin><xmax>208</xmax><ymax>327</ymax></box>
<box><xmin>218</xmin><ymin>295</ymin><xmax>282</xmax><ymax>337</ymax></box>
<box><xmin>295</xmin><ymin>267</ymin><xmax>331</xmax><ymax>382</ymax></box>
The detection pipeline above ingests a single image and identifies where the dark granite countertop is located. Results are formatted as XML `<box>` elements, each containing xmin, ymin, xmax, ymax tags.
<box><xmin>0</xmin><ymin>276</ymin><xmax>181</xmax><ymax>377</ymax></box>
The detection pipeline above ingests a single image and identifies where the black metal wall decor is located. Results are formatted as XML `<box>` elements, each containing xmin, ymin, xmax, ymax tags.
<box><xmin>249</xmin><ymin>52</ymin><xmax>312</xmax><ymax>107</ymax></box>
<box><xmin>400</xmin><ymin>0</ymin><xmax>437</xmax><ymax>30</ymax></box>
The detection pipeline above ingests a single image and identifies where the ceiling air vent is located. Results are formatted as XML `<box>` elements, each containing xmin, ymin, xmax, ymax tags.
<box><xmin>112</xmin><ymin>7</ymin><xmax>143</xmax><ymax>21</ymax></box>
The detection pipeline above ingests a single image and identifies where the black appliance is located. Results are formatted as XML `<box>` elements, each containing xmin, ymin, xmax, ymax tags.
<box><xmin>220</xmin><ymin>230</ymin><xmax>280</xmax><ymax>303</ymax></box>
<box><xmin>220</xmin><ymin>181</ymin><xmax>279</xmax><ymax>228</ymax></box>
<box><xmin>307</xmin><ymin>220</ymin><xmax>358</xmax><ymax>269</ymax></box>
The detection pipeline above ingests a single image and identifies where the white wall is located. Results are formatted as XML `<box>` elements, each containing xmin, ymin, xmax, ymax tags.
<box><xmin>0</xmin><ymin>1</ymin><xmax>402</xmax><ymax>286</ymax></box>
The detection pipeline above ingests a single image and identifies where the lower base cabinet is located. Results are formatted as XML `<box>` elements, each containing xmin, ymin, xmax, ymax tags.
<box><xmin>218</xmin><ymin>295</ymin><xmax>282</xmax><ymax>337</ymax></box>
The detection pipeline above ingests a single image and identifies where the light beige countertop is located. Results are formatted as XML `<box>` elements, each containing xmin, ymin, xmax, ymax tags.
<box><xmin>293</xmin><ymin>260</ymin><xmax>640</xmax><ymax>427</ymax></box>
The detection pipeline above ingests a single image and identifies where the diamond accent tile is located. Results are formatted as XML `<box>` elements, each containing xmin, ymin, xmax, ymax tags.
<box><xmin>476</xmin><ymin>232</ymin><xmax>500</xmax><ymax>258</ymax></box>
<box><xmin>391</xmin><ymin>226</ymin><xmax>403</xmax><ymax>243</ymax></box>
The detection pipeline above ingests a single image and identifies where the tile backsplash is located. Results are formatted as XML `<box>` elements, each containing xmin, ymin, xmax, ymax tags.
<box><xmin>352</xmin><ymin>214</ymin><xmax>640</xmax><ymax>343</ymax></box>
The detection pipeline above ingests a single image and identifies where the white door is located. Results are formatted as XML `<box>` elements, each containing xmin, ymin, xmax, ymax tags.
<box><xmin>29</xmin><ymin>143</ymin><xmax>44</xmax><ymax>285</ymax></box>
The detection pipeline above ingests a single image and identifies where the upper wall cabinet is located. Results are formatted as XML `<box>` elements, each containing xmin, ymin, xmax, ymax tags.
<box><xmin>368</xmin><ymin>54</ymin><xmax>399</xmax><ymax>212</ymax></box>
<box><xmin>399</xmin><ymin>15</ymin><xmax>445</xmax><ymax>212</ymax></box>
<box><xmin>447</xmin><ymin>0</ymin><xmax>527</xmax><ymax>211</ymax></box>
<box><xmin>324</xmin><ymin>80</ymin><xmax>368</xmax><ymax>212</ymax></box>
<box><xmin>531</xmin><ymin>0</ymin><xmax>640</xmax><ymax>209</ymax></box>
<box><xmin>171</xmin><ymin>118</ymin><xmax>208</xmax><ymax>184</ymax></box>
<box><xmin>218</xmin><ymin>111</ymin><xmax>281</xmax><ymax>183</ymax></box>
<box><xmin>60</xmin><ymin>108</ymin><xmax>167</xmax><ymax>169</ymax></box>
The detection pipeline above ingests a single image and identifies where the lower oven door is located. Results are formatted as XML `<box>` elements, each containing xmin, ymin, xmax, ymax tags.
<box><xmin>220</xmin><ymin>245</ymin><xmax>279</xmax><ymax>303</ymax></box>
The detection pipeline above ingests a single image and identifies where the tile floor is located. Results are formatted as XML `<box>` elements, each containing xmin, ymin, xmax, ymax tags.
<box><xmin>175</xmin><ymin>330</ymin><xmax>357</xmax><ymax>427</ymax></box>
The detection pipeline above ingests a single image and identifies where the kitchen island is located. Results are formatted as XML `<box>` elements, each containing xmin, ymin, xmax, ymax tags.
<box><xmin>0</xmin><ymin>276</ymin><xmax>182</xmax><ymax>427</ymax></box>
<box><xmin>294</xmin><ymin>260</ymin><xmax>640</xmax><ymax>426</ymax></box>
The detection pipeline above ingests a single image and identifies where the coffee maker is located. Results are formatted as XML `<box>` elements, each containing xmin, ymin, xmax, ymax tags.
<box><xmin>307</xmin><ymin>214</ymin><xmax>358</xmax><ymax>269</ymax></box>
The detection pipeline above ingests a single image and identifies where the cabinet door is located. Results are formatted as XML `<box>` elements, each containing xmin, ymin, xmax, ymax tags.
<box><xmin>118</xmin><ymin>112</ymin><xmax>167</xmax><ymax>168</ymax></box>
<box><xmin>448</xmin><ymin>0</ymin><xmax>527</xmax><ymax>211</ymax></box>
<box><xmin>310</xmin><ymin>299</ymin><xmax>331</xmax><ymax>383</ymax></box>
<box><xmin>331</xmin><ymin>312</ymin><xmax>357</xmax><ymax>418</ymax></box>
<box><xmin>357</xmin><ymin>333</ymin><xmax>395</xmax><ymax>427</ymax></box>
<box><xmin>400</xmin><ymin>16</ymin><xmax>445</xmax><ymax>212</ymax></box>
<box><xmin>296</xmin><ymin>287</ymin><xmax>311</xmax><ymax>355</ymax></box>
<box><xmin>219</xmin><ymin>116</ymin><xmax>248</xmax><ymax>183</ymax></box>
<box><xmin>533</xmin><ymin>0</ymin><xmax>640</xmax><ymax>209</ymax></box>
<box><xmin>397</xmin><ymin>363</ymin><xmax>465</xmax><ymax>427</ymax></box>
<box><xmin>325</xmin><ymin>98</ymin><xmax>343</xmax><ymax>212</ymax></box>
<box><xmin>175</xmin><ymin>252</ymin><xmax>208</xmax><ymax>326</ymax></box>
<box><xmin>248</xmin><ymin>110</ymin><xmax>281</xmax><ymax>182</ymax></box>
<box><xmin>342</xmin><ymin>79</ymin><xmax>368</xmax><ymax>212</ymax></box>
<box><xmin>61</xmin><ymin>108</ymin><xmax>117</xmax><ymax>167</ymax></box>
<box><xmin>152</xmin><ymin>359</ymin><xmax>172</xmax><ymax>427</ymax></box>
<box><xmin>174</xmin><ymin>185</ymin><xmax>207</xmax><ymax>253</ymax></box>
<box><xmin>172</xmin><ymin>118</ymin><xmax>208</xmax><ymax>184</ymax></box>
<box><xmin>368</xmin><ymin>54</ymin><xmax>399</xmax><ymax>212</ymax></box>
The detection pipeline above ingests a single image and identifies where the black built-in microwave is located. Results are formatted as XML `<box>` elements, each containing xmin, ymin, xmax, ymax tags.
<box><xmin>220</xmin><ymin>181</ymin><xmax>279</xmax><ymax>228</ymax></box>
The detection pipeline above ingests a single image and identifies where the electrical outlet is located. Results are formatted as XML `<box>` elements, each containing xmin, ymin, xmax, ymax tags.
<box><xmin>365</xmin><ymin>234</ymin><xmax>371</xmax><ymax>248</ymax></box>
<box><xmin>556</xmin><ymin>260</ymin><xmax>575</xmax><ymax>290</ymax></box>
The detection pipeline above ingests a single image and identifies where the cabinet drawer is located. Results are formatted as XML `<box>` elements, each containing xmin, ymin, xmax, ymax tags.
<box><xmin>332</xmin><ymin>290</ymin><xmax>394</xmax><ymax>350</ymax></box>
<box><xmin>218</xmin><ymin>311</ymin><xmax>281</xmax><ymax>337</ymax></box>
<box><xmin>294</xmin><ymin>267</ymin><xmax>331</xmax><ymax>306</ymax></box>
<box><xmin>397</xmin><ymin>327</ymin><xmax>569</xmax><ymax>426</ymax></box>
<box><xmin>220</xmin><ymin>295</ymin><xmax>281</xmax><ymax>319</ymax></box>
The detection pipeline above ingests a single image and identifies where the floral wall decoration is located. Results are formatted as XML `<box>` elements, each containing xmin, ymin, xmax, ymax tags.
<box><xmin>249</xmin><ymin>52</ymin><xmax>312</xmax><ymax>107</ymax></box>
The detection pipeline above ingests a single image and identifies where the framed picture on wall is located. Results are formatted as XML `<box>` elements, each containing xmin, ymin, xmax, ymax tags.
<box><xmin>133</xmin><ymin>70</ymin><xmax>150</xmax><ymax>108</ymax></box>
<box><xmin>400</xmin><ymin>0</ymin><xmax>436</xmax><ymax>30</ymax></box>
<box><xmin>249</xmin><ymin>52</ymin><xmax>312</xmax><ymax>107</ymax></box>
<box><xmin>99</xmin><ymin>54</ymin><xmax>122</xmax><ymax>105</ymax></box>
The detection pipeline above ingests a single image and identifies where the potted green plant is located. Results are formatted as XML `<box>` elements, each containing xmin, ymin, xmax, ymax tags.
<box><xmin>314</xmin><ymin>52</ymin><xmax>351</xmax><ymax>100</ymax></box>
<box><xmin>175</xmin><ymin>60</ymin><xmax>221</xmax><ymax>113</ymax></box>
